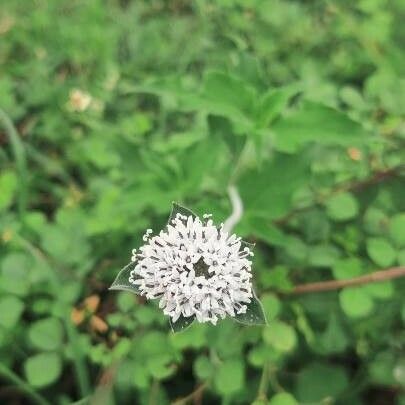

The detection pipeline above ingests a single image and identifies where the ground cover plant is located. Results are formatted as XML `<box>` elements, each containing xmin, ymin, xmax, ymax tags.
<box><xmin>0</xmin><ymin>0</ymin><xmax>404</xmax><ymax>404</ymax></box>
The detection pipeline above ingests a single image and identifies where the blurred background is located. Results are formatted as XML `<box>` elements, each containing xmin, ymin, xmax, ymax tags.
<box><xmin>0</xmin><ymin>0</ymin><xmax>405</xmax><ymax>404</ymax></box>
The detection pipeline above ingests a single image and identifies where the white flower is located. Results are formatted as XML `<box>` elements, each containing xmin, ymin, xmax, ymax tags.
<box><xmin>128</xmin><ymin>213</ymin><xmax>254</xmax><ymax>325</ymax></box>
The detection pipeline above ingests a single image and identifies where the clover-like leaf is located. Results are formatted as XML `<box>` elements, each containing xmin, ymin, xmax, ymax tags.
<box><xmin>169</xmin><ymin>314</ymin><xmax>195</xmax><ymax>332</ymax></box>
<box><xmin>109</xmin><ymin>261</ymin><xmax>140</xmax><ymax>294</ymax></box>
<box><xmin>234</xmin><ymin>289</ymin><xmax>267</xmax><ymax>325</ymax></box>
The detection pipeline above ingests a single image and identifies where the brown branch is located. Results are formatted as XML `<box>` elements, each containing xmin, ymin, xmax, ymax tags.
<box><xmin>290</xmin><ymin>267</ymin><xmax>405</xmax><ymax>295</ymax></box>
<box><xmin>171</xmin><ymin>383</ymin><xmax>208</xmax><ymax>405</ymax></box>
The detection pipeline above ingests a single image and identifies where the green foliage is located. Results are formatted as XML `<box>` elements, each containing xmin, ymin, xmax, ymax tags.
<box><xmin>0</xmin><ymin>0</ymin><xmax>404</xmax><ymax>403</ymax></box>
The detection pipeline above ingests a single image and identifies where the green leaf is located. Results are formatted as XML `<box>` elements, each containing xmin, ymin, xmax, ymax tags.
<box><xmin>332</xmin><ymin>258</ymin><xmax>364</xmax><ymax>280</ymax></box>
<box><xmin>339</xmin><ymin>287</ymin><xmax>374</xmax><ymax>318</ymax></box>
<box><xmin>202</xmin><ymin>71</ymin><xmax>256</xmax><ymax>116</ymax></box>
<box><xmin>0</xmin><ymin>295</ymin><xmax>24</xmax><ymax>329</ymax></box>
<box><xmin>389</xmin><ymin>213</ymin><xmax>405</xmax><ymax>247</ymax></box>
<box><xmin>326</xmin><ymin>192</ymin><xmax>359</xmax><ymax>221</ymax></box>
<box><xmin>240</xmin><ymin>153</ymin><xmax>310</xmax><ymax>219</ymax></box>
<box><xmin>295</xmin><ymin>362</ymin><xmax>348</xmax><ymax>402</ymax></box>
<box><xmin>318</xmin><ymin>312</ymin><xmax>348</xmax><ymax>354</ymax></box>
<box><xmin>256</xmin><ymin>86</ymin><xmax>298</xmax><ymax>127</ymax></box>
<box><xmin>269</xmin><ymin>392</ymin><xmax>298</xmax><ymax>405</ymax></box>
<box><xmin>28</xmin><ymin>317</ymin><xmax>64</xmax><ymax>351</ymax></box>
<box><xmin>194</xmin><ymin>355</ymin><xmax>215</xmax><ymax>379</ymax></box>
<box><xmin>169</xmin><ymin>315</ymin><xmax>195</xmax><ymax>333</ymax></box>
<box><xmin>307</xmin><ymin>244</ymin><xmax>341</xmax><ymax>267</ymax></box>
<box><xmin>263</xmin><ymin>320</ymin><xmax>297</xmax><ymax>353</ymax></box>
<box><xmin>260</xmin><ymin>293</ymin><xmax>281</xmax><ymax>321</ymax></box>
<box><xmin>273</xmin><ymin>100</ymin><xmax>366</xmax><ymax>152</ymax></box>
<box><xmin>214</xmin><ymin>358</ymin><xmax>245</xmax><ymax>395</ymax></box>
<box><xmin>0</xmin><ymin>170</ymin><xmax>17</xmax><ymax>211</ymax></box>
<box><xmin>363</xmin><ymin>281</ymin><xmax>394</xmax><ymax>300</ymax></box>
<box><xmin>109</xmin><ymin>261</ymin><xmax>140</xmax><ymax>294</ymax></box>
<box><xmin>24</xmin><ymin>352</ymin><xmax>62</xmax><ymax>388</ymax></box>
<box><xmin>234</xmin><ymin>290</ymin><xmax>267</xmax><ymax>325</ymax></box>
<box><xmin>366</xmin><ymin>237</ymin><xmax>396</xmax><ymax>267</ymax></box>
<box><xmin>0</xmin><ymin>253</ymin><xmax>30</xmax><ymax>296</ymax></box>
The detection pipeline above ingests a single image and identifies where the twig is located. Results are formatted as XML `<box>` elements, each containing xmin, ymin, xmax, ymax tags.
<box><xmin>171</xmin><ymin>383</ymin><xmax>208</xmax><ymax>405</ymax></box>
<box><xmin>0</xmin><ymin>363</ymin><xmax>51</xmax><ymax>405</ymax></box>
<box><xmin>290</xmin><ymin>267</ymin><xmax>405</xmax><ymax>295</ymax></box>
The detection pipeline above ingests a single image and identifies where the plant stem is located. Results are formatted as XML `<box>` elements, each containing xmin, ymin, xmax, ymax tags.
<box><xmin>171</xmin><ymin>382</ymin><xmax>208</xmax><ymax>405</ymax></box>
<box><xmin>290</xmin><ymin>266</ymin><xmax>405</xmax><ymax>295</ymax></box>
<box><xmin>65</xmin><ymin>314</ymin><xmax>92</xmax><ymax>397</ymax></box>
<box><xmin>0</xmin><ymin>108</ymin><xmax>28</xmax><ymax>219</ymax></box>
<box><xmin>0</xmin><ymin>363</ymin><xmax>51</xmax><ymax>405</ymax></box>
<box><xmin>256</xmin><ymin>361</ymin><xmax>270</xmax><ymax>402</ymax></box>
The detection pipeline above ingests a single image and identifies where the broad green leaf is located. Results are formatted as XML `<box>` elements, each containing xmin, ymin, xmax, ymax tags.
<box><xmin>256</xmin><ymin>86</ymin><xmax>298</xmax><ymax>127</ymax></box>
<box><xmin>0</xmin><ymin>295</ymin><xmax>24</xmax><ymax>329</ymax></box>
<box><xmin>269</xmin><ymin>392</ymin><xmax>298</xmax><ymax>405</ymax></box>
<box><xmin>202</xmin><ymin>71</ymin><xmax>257</xmax><ymax>116</ymax></box>
<box><xmin>326</xmin><ymin>192</ymin><xmax>359</xmax><ymax>221</ymax></box>
<box><xmin>109</xmin><ymin>261</ymin><xmax>139</xmax><ymax>294</ymax></box>
<box><xmin>263</xmin><ymin>320</ymin><xmax>297</xmax><ymax>353</ymax></box>
<box><xmin>234</xmin><ymin>290</ymin><xmax>267</xmax><ymax>325</ymax></box>
<box><xmin>366</xmin><ymin>237</ymin><xmax>396</xmax><ymax>267</ymax></box>
<box><xmin>339</xmin><ymin>287</ymin><xmax>374</xmax><ymax>318</ymax></box>
<box><xmin>247</xmin><ymin>218</ymin><xmax>287</xmax><ymax>246</ymax></box>
<box><xmin>169</xmin><ymin>315</ymin><xmax>195</xmax><ymax>333</ymax></box>
<box><xmin>239</xmin><ymin>153</ymin><xmax>310</xmax><ymax>219</ymax></box>
<box><xmin>28</xmin><ymin>317</ymin><xmax>64</xmax><ymax>351</ymax></box>
<box><xmin>273</xmin><ymin>101</ymin><xmax>366</xmax><ymax>152</ymax></box>
<box><xmin>214</xmin><ymin>358</ymin><xmax>245</xmax><ymax>395</ymax></box>
<box><xmin>295</xmin><ymin>362</ymin><xmax>348</xmax><ymax>402</ymax></box>
<box><xmin>24</xmin><ymin>352</ymin><xmax>62</xmax><ymax>388</ymax></box>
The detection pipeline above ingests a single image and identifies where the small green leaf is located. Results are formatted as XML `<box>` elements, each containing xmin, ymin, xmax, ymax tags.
<box><xmin>109</xmin><ymin>261</ymin><xmax>139</xmax><ymax>294</ymax></box>
<box><xmin>28</xmin><ymin>317</ymin><xmax>64</xmax><ymax>351</ymax></box>
<box><xmin>234</xmin><ymin>290</ymin><xmax>267</xmax><ymax>325</ymax></box>
<box><xmin>169</xmin><ymin>315</ymin><xmax>195</xmax><ymax>333</ymax></box>
<box><xmin>0</xmin><ymin>295</ymin><xmax>24</xmax><ymax>329</ymax></box>
<box><xmin>326</xmin><ymin>192</ymin><xmax>359</xmax><ymax>221</ymax></box>
<box><xmin>366</xmin><ymin>237</ymin><xmax>396</xmax><ymax>267</ymax></box>
<box><xmin>263</xmin><ymin>320</ymin><xmax>297</xmax><ymax>353</ymax></box>
<box><xmin>269</xmin><ymin>392</ymin><xmax>298</xmax><ymax>405</ymax></box>
<box><xmin>389</xmin><ymin>213</ymin><xmax>405</xmax><ymax>247</ymax></box>
<box><xmin>339</xmin><ymin>287</ymin><xmax>374</xmax><ymax>318</ymax></box>
<box><xmin>214</xmin><ymin>358</ymin><xmax>245</xmax><ymax>395</ymax></box>
<box><xmin>24</xmin><ymin>352</ymin><xmax>62</xmax><ymax>388</ymax></box>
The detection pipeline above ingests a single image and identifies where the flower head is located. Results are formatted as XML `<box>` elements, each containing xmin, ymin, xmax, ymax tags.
<box><xmin>128</xmin><ymin>211</ymin><xmax>254</xmax><ymax>325</ymax></box>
